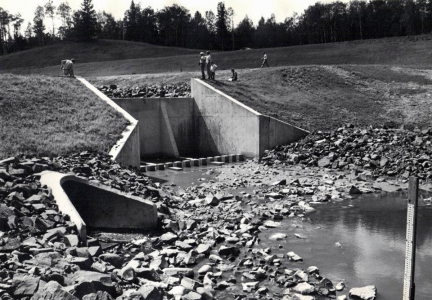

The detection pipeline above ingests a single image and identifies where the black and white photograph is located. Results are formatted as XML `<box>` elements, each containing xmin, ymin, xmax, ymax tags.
<box><xmin>1</xmin><ymin>0</ymin><xmax>432</xmax><ymax>299</ymax></box>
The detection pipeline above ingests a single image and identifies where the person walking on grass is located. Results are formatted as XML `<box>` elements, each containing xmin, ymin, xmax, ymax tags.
<box><xmin>229</xmin><ymin>68</ymin><xmax>237</xmax><ymax>81</ymax></box>
<box><xmin>210</xmin><ymin>62</ymin><xmax>218</xmax><ymax>80</ymax></box>
<box><xmin>205</xmin><ymin>51</ymin><xmax>212</xmax><ymax>79</ymax></box>
<box><xmin>61</xmin><ymin>58</ymin><xmax>75</xmax><ymax>77</ymax></box>
<box><xmin>199</xmin><ymin>52</ymin><xmax>206</xmax><ymax>79</ymax></box>
<box><xmin>261</xmin><ymin>52</ymin><xmax>269</xmax><ymax>68</ymax></box>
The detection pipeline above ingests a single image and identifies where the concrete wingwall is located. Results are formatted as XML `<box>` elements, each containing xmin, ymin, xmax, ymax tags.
<box><xmin>191</xmin><ymin>79</ymin><xmax>309</xmax><ymax>157</ymax></box>
<box><xmin>191</xmin><ymin>79</ymin><xmax>262</xmax><ymax>157</ymax></box>
<box><xmin>77</xmin><ymin>77</ymin><xmax>141</xmax><ymax>168</ymax></box>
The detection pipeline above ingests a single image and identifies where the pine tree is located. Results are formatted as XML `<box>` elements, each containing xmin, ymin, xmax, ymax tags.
<box><xmin>124</xmin><ymin>0</ymin><xmax>140</xmax><ymax>41</ymax></box>
<box><xmin>32</xmin><ymin>6</ymin><xmax>45</xmax><ymax>46</ymax></box>
<box><xmin>73</xmin><ymin>0</ymin><xmax>98</xmax><ymax>42</ymax></box>
<box><xmin>215</xmin><ymin>2</ymin><xmax>229</xmax><ymax>50</ymax></box>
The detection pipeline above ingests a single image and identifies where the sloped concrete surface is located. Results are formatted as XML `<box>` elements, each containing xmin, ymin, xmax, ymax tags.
<box><xmin>39</xmin><ymin>171</ymin><xmax>157</xmax><ymax>245</ymax></box>
<box><xmin>77</xmin><ymin>77</ymin><xmax>141</xmax><ymax>168</ymax></box>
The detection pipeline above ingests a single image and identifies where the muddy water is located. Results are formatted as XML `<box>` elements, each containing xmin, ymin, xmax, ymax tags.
<box><xmin>150</xmin><ymin>167</ymin><xmax>432</xmax><ymax>299</ymax></box>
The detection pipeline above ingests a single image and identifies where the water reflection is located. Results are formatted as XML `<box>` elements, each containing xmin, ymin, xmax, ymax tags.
<box><xmin>150</xmin><ymin>167</ymin><xmax>432</xmax><ymax>299</ymax></box>
<box><xmin>302</xmin><ymin>191</ymin><xmax>432</xmax><ymax>300</ymax></box>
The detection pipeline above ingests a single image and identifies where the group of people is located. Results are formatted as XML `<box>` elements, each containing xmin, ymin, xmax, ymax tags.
<box><xmin>199</xmin><ymin>51</ymin><xmax>218</xmax><ymax>80</ymax></box>
<box><xmin>199</xmin><ymin>51</ymin><xmax>237</xmax><ymax>82</ymax></box>
<box><xmin>62</xmin><ymin>50</ymin><xmax>269</xmax><ymax>81</ymax></box>
<box><xmin>198</xmin><ymin>51</ymin><xmax>269</xmax><ymax>82</ymax></box>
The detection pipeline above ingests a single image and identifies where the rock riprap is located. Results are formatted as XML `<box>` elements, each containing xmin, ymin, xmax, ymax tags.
<box><xmin>98</xmin><ymin>83</ymin><xmax>191</xmax><ymax>99</ymax></box>
<box><xmin>0</xmin><ymin>150</ymin><xmax>380</xmax><ymax>299</ymax></box>
<box><xmin>261</xmin><ymin>124</ymin><xmax>432</xmax><ymax>181</ymax></box>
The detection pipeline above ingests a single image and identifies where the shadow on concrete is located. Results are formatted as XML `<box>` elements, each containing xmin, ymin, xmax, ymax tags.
<box><xmin>62</xmin><ymin>180</ymin><xmax>157</xmax><ymax>231</ymax></box>
<box><xmin>192</xmin><ymin>99</ymin><xmax>220</xmax><ymax>157</ymax></box>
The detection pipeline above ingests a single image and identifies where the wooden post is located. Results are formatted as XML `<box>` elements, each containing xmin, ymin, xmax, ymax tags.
<box><xmin>403</xmin><ymin>176</ymin><xmax>419</xmax><ymax>300</ymax></box>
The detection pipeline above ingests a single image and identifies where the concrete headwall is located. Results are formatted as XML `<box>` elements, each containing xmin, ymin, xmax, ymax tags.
<box><xmin>101</xmin><ymin>79</ymin><xmax>308</xmax><ymax>159</ymax></box>
<box><xmin>113</xmin><ymin>98</ymin><xmax>195</xmax><ymax>158</ymax></box>
<box><xmin>77</xmin><ymin>77</ymin><xmax>141</xmax><ymax>168</ymax></box>
<box><xmin>191</xmin><ymin>79</ymin><xmax>309</xmax><ymax>157</ymax></box>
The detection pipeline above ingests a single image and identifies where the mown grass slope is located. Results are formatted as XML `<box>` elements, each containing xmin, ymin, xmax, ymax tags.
<box><xmin>3</xmin><ymin>35</ymin><xmax>432</xmax><ymax>77</ymax></box>
<box><xmin>208</xmin><ymin>64</ymin><xmax>432</xmax><ymax>131</ymax></box>
<box><xmin>0</xmin><ymin>39</ymin><xmax>197</xmax><ymax>70</ymax></box>
<box><xmin>0</xmin><ymin>74</ymin><xmax>128</xmax><ymax>158</ymax></box>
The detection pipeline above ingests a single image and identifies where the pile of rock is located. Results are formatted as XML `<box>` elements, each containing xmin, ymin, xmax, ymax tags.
<box><xmin>0</xmin><ymin>151</ymin><xmax>376</xmax><ymax>299</ymax></box>
<box><xmin>0</xmin><ymin>152</ymin><xmax>167</xmax><ymax>299</ymax></box>
<box><xmin>98</xmin><ymin>83</ymin><xmax>191</xmax><ymax>99</ymax></box>
<box><xmin>261</xmin><ymin>124</ymin><xmax>432</xmax><ymax>181</ymax></box>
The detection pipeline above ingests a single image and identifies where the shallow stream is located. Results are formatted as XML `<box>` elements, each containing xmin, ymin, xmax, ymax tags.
<box><xmin>149</xmin><ymin>167</ymin><xmax>432</xmax><ymax>299</ymax></box>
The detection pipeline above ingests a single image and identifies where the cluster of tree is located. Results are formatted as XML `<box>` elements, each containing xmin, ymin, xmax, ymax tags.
<box><xmin>2</xmin><ymin>0</ymin><xmax>432</xmax><ymax>56</ymax></box>
<box><xmin>0</xmin><ymin>0</ymin><xmax>97</xmax><ymax>54</ymax></box>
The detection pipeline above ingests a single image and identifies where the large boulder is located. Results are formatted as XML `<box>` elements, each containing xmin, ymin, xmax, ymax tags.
<box><xmin>31</xmin><ymin>281</ymin><xmax>78</xmax><ymax>300</ymax></box>
<box><xmin>349</xmin><ymin>285</ymin><xmax>377</xmax><ymax>300</ymax></box>
<box><xmin>14</xmin><ymin>275</ymin><xmax>40</xmax><ymax>297</ymax></box>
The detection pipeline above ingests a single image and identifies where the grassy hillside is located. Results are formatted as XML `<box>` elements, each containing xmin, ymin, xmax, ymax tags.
<box><xmin>89</xmin><ymin>63</ymin><xmax>432</xmax><ymax>132</ymax></box>
<box><xmin>207</xmin><ymin>65</ymin><xmax>432</xmax><ymax>131</ymax></box>
<box><xmin>0</xmin><ymin>74</ymin><xmax>128</xmax><ymax>158</ymax></box>
<box><xmin>3</xmin><ymin>35</ymin><xmax>432</xmax><ymax>77</ymax></box>
<box><xmin>0</xmin><ymin>39</ymin><xmax>197</xmax><ymax>70</ymax></box>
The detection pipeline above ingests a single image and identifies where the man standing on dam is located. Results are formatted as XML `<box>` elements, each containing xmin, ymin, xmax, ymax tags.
<box><xmin>205</xmin><ymin>51</ymin><xmax>212</xmax><ymax>79</ymax></box>
<box><xmin>199</xmin><ymin>52</ymin><xmax>206</xmax><ymax>79</ymax></box>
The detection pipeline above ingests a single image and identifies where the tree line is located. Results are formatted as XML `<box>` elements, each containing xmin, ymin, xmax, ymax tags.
<box><xmin>2</xmin><ymin>0</ymin><xmax>432</xmax><ymax>56</ymax></box>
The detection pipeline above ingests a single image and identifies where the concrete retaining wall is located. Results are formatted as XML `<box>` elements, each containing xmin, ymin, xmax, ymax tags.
<box><xmin>77</xmin><ymin>77</ymin><xmax>141</xmax><ymax>168</ymax></box>
<box><xmin>191</xmin><ymin>79</ymin><xmax>309</xmax><ymax>157</ymax></box>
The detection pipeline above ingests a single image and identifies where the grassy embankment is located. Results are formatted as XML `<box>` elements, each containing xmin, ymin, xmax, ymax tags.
<box><xmin>88</xmin><ymin>63</ymin><xmax>432</xmax><ymax>132</ymax></box>
<box><xmin>0</xmin><ymin>74</ymin><xmax>128</xmax><ymax>159</ymax></box>
<box><xmin>3</xmin><ymin>35</ymin><xmax>432</xmax><ymax>136</ymax></box>
<box><xmin>207</xmin><ymin>64</ymin><xmax>432</xmax><ymax>131</ymax></box>
<box><xmin>2</xmin><ymin>35</ymin><xmax>432</xmax><ymax>77</ymax></box>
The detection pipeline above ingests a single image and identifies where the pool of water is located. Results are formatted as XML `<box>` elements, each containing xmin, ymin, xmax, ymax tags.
<box><xmin>258</xmin><ymin>191</ymin><xmax>432</xmax><ymax>299</ymax></box>
<box><xmin>149</xmin><ymin>168</ymin><xmax>432</xmax><ymax>299</ymax></box>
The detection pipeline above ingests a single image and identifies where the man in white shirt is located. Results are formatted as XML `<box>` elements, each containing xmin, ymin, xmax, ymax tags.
<box><xmin>261</xmin><ymin>52</ymin><xmax>269</xmax><ymax>68</ymax></box>
<box><xmin>61</xmin><ymin>58</ymin><xmax>75</xmax><ymax>77</ymax></box>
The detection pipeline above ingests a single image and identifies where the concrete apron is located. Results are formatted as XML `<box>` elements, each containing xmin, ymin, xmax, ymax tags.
<box><xmin>39</xmin><ymin>171</ymin><xmax>157</xmax><ymax>245</ymax></box>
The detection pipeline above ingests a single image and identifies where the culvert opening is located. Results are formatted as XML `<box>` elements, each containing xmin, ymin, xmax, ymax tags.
<box><xmin>61</xmin><ymin>180</ymin><xmax>156</xmax><ymax>231</ymax></box>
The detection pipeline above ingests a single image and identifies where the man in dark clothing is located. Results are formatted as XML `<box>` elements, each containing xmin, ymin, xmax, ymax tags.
<box><xmin>199</xmin><ymin>52</ymin><xmax>206</xmax><ymax>79</ymax></box>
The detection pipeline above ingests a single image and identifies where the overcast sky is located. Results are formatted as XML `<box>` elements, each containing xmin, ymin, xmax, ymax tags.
<box><xmin>1</xmin><ymin>0</ymin><xmax>349</xmax><ymax>30</ymax></box>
